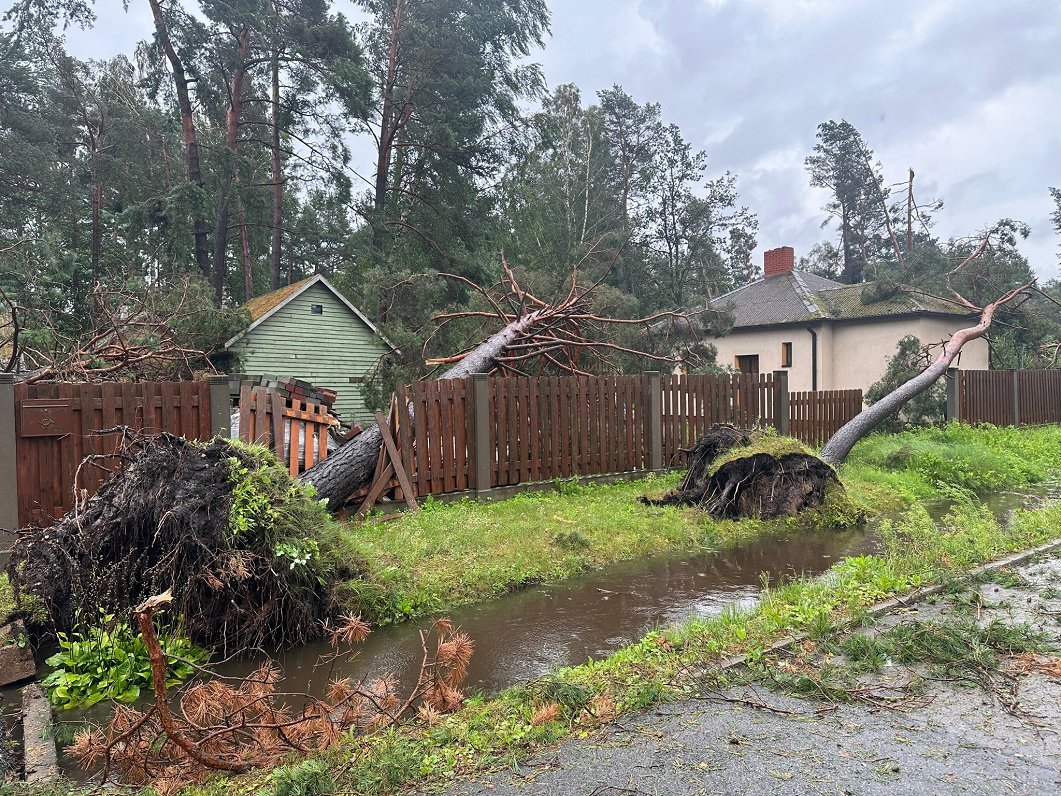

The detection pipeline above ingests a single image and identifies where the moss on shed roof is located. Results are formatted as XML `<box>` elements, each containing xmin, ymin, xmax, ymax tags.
<box><xmin>815</xmin><ymin>282</ymin><xmax>971</xmax><ymax>320</ymax></box>
<box><xmin>242</xmin><ymin>277</ymin><xmax>313</xmax><ymax>322</ymax></box>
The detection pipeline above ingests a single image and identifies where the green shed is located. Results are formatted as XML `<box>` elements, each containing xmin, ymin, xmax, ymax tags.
<box><xmin>224</xmin><ymin>275</ymin><xmax>395</xmax><ymax>425</ymax></box>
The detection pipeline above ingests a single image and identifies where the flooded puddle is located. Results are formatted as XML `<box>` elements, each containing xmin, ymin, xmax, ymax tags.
<box><xmin>236</xmin><ymin>525</ymin><xmax>880</xmax><ymax>697</ymax></box>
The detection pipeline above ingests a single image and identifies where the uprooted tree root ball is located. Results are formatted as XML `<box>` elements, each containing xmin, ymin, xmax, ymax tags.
<box><xmin>646</xmin><ymin>427</ymin><xmax>840</xmax><ymax>519</ymax></box>
<box><xmin>8</xmin><ymin>434</ymin><xmax>360</xmax><ymax>651</ymax></box>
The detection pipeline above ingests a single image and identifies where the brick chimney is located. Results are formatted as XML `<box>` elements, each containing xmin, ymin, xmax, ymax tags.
<box><xmin>764</xmin><ymin>246</ymin><xmax>795</xmax><ymax>278</ymax></box>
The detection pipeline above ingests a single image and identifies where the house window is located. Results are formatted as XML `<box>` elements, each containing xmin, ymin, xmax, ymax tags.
<box><xmin>734</xmin><ymin>354</ymin><xmax>759</xmax><ymax>375</ymax></box>
<box><xmin>781</xmin><ymin>342</ymin><xmax>793</xmax><ymax>368</ymax></box>
<box><xmin>310</xmin><ymin>304</ymin><xmax>323</xmax><ymax>315</ymax></box>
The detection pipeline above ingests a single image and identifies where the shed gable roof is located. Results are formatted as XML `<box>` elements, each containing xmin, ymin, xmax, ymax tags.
<box><xmin>709</xmin><ymin>271</ymin><xmax>973</xmax><ymax>329</ymax></box>
<box><xmin>225</xmin><ymin>275</ymin><xmax>396</xmax><ymax>351</ymax></box>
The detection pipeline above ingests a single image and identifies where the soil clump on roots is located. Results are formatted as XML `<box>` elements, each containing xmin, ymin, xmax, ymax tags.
<box><xmin>646</xmin><ymin>425</ymin><xmax>839</xmax><ymax>519</ymax></box>
<box><xmin>8</xmin><ymin>435</ymin><xmax>354</xmax><ymax>652</ymax></box>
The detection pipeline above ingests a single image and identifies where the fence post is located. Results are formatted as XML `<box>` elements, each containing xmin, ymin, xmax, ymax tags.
<box><xmin>772</xmin><ymin>370</ymin><xmax>790</xmax><ymax>436</ymax></box>
<box><xmin>208</xmin><ymin>374</ymin><xmax>232</xmax><ymax>438</ymax></box>
<box><xmin>646</xmin><ymin>371</ymin><xmax>663</xmax><ymax>471</ymax></box>
<box><xmin>1010</xmin><ymin>370</ymin><xmax>1021</xmax><ymax>427</ymax></box>
<box><xmin>0</xmin><ymin>373</ymin><xmax>18</xmax><ymax>533</ymax></box>
<box><xmin>945</xmin><ymin>368</ymin><xmax>959</xmax><ymax>422</ymax></box>
<box><xmin>470</xmin><ymin>374</ymin><xmax>492</xmax><ymax>496</ymax></box>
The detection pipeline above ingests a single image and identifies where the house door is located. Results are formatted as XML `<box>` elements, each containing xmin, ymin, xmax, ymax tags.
<box><xmin>735</xmin><ymin>355</ymin><xmax>759</xmax><ymax>375</ymax></box>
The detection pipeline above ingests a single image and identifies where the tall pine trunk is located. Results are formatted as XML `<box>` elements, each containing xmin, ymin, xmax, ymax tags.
<box><xmin>269</xmin><ymin>2</ymin><xmax>283</xmax><ymax>291</ymax></box>
<box><xmin>372</xmin><ymin>0</ymin><xmax>406</xmax><ymax>249</ymax></box>
<box><xmin>212</xmin><ymin>25</ymin><xmax>251</xmax><ymax>302</ymax></box>
<box><xmin>147</xmin><ymin>0</ymin><xmax>210</xmax><ymax>284</ymax></box>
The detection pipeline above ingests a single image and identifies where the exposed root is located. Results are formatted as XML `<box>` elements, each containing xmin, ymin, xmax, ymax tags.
<box><xmin>8</xmin><ymin>434</ymin><xmax>352</xmax><ymax>651</ymax></box>
<box><xmin>669</xmin><ymin>424</ymin><xmax>750</xmax><ymax>493</ymax></box>
<box><xmin>649</xmin><ymin>449</ymin><xmax>837</xmax><ymax>519</ymax></box>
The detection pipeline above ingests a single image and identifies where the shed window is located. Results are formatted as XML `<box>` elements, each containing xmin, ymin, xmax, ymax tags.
<box><xmin>781</xmin><ymin>341</ymin><xmax>793</xmax><ymax>368</ymax></box>
<box><xmin>310</xmin><ymin>304</ymin><xmax>324</xmax><ymax>315</ymax></box>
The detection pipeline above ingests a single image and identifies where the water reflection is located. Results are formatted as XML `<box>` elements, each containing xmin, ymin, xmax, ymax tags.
<box><xmin>228</xmin><ymin>526</ymin><xmax>880</xmax><ymax>697</ymax></box>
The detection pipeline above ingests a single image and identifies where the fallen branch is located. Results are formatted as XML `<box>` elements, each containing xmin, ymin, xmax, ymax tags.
<box><xmin>73</xmin><ymin>596</ymin><xmax>474</xmax><ymax>791</ymax></box>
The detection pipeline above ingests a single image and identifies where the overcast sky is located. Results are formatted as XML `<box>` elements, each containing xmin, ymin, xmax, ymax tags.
<box><xmin>64</xmin><ymin>0</ymin><xmax>1061</xmax><ymax>279</ymax></box>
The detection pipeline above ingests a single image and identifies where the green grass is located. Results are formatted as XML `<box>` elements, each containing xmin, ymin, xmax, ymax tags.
<box><xmin>335</xmin><ymin>424</ymin><xmax>1061</xmax><ymax>625</ymax></box>
<box><xmin>20</xmin><ymin>424</ymin><xmax>1061</xmax><ymax>796</ymax></box>
<box><xmin>843</xmin><ymin>423</ymin><xmax>1061</xmax><ymax>499</ymax></box>
<box><xmin>337</xmin><ymin>473</ymin><xmax>870</xmax><ymax>625</ymax></box>
<box><xmin>173</xmin><ymin>489</ymin><xmax>1061</xmax><ymax>796</ymax></box>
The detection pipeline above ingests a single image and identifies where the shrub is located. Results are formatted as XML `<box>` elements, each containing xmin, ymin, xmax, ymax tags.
<box><xmin>865</xmin><ymin>335</ymin><xmax>945</xmax><ymax>429</ymax></box>
<box><xmin>41</xmin><ymin>615</ymin><xmax>207</xmax><ymax>710</ymax></box>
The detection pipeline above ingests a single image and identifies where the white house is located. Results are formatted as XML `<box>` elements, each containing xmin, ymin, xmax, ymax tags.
<box><xmin>707</xmin><ymin>247</ymin><xmax>990</xmax><ymax>393</ymax></box>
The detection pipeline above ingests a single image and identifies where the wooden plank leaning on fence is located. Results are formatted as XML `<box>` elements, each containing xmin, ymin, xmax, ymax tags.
<box><xmin>354</xmin><ymin>411</ymin><xmax>418</xmax><ymax>518</ymax></box>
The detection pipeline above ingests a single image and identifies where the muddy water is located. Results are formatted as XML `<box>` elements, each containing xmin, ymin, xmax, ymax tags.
<box><xmin>220</xmin><ymin>482</ymin><xmax>1058</xmax><ymax>699</ymax></box>
<box><xmin>218</xmin><ymin>526</ymin><xmax>882</xmax><ymax>698</ymax></box>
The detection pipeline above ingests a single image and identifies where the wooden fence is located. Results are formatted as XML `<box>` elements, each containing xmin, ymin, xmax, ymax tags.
<box><xmin>395</xmin><ymin>375</ymin><xmax>656</xmax><ymax>497</ymax></box>
<box><xmin>0</xmin><ymin>375</ymin><xmax>344</xmax><ymax>531</ymax></box>
<box><xmin>661</xmin><ymin>373</ymin><xmax>779</xmax><ymax>462</ymax></box>
<box><xmin>380</xmin><ymin>371</ymin><xmax>859</xmax><ymax>502</ymax></box>
<box><xmin>950</xmin><ymin>369</ymin><xmax>1061</xmax><ymax>426</ymax></box>
<box><xmin>4</xmin><ymin>378</ymin><xmax>228</xmax><ymax>528</ymax></box>
<box><xmin>789</xmin><ymin>389</ymin><xmax>864</xmax><ymax>446</ymax></box>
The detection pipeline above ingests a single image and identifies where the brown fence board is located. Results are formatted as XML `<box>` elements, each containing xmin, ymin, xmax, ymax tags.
<box><xmin>958</xmin><ymin>369</ymin><xmax>1061</xmax><ymax>426</ymax></box>
<box><xmin>787</xmin><ymin>389</ymin><xmax>863</xmax><ymax>446</ymax></box>
<box><xmin>13</xmin><ymin>379</ymin><xmax>220</xmax><ymax>527</ymax></box>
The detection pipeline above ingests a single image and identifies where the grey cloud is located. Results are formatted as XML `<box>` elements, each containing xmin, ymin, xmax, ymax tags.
<box><xmin>540</xmin><ymin>0</ymin><xmax>1061</xmax><ymax>278</ymax></box>
<box><xmin>60</xmin><ymin>0</ymin><xmax>1061</xmax><ymax>278</ymax></box>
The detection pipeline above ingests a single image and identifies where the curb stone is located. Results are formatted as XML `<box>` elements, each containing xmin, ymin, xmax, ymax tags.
<box><xmin>21</xmin><ymin>683</ymin><xmax>58</xmax><ymax>783</ymax></box>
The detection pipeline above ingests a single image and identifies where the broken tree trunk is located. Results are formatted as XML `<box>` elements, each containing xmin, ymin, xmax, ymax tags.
<box><xmin>298</xmin><ymin>252</ymin><xmax>721</xmax><ymax>512</ymax></box>
<box><xmin>299</xmin><ymin>311</ymin><xmax>546</xmax><ymax>510</ymax></box>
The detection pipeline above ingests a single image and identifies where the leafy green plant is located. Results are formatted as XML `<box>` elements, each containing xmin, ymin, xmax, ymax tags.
<box><xmin>41</xmin><ymin>616</ymin><xmax>207</xmax><ymax>710</ymax></box>
<box><xmin>227</xmin><ymin>452</ymin><xmax>284</xmax><ymax>538</ymax></box>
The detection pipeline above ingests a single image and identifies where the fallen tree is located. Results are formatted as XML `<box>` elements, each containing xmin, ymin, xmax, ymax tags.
<box><xmin>820</xmin><ymin>225</ymin><xmax>1036</xmax><ymax>467</ymax></box>
<box><xmin>654</xmin><ymin>221</ymin><xmax>1039</xmax><ymax>515</ymax></box>
<box><xmin>8</xmin><ymin>433</ymin><xmax>358</xmax><ymax>651</ymax></box>
<box><xmin>645</xmin><ymin>426</ymin><xmax>839</xmax><ymax>518</ymax></box>
<box><xmin>1</xmin><ymin>271</ymin><xmax>241</xmax><ymax>383</ymax></box>
<box><xmin>300</xmin><ymin>256</ymin><xmax>722</xmax><ymax>510</ymax></box>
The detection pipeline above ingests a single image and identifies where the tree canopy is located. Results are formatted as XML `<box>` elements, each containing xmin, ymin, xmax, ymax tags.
<box><xmin>1</xmin><ymin>4</ymin><xmax>1057</xmax><ymax>393</ymax></box>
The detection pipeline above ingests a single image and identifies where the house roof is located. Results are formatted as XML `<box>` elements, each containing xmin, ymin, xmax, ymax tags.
<box><xmin>708</xmin><ymin>270</ymin><xmax>973</xmax><ymax>329</ymax></box>
<box><xmin>224</xmin><ymin>274</ymin><xmax>397</xmax><ymax>351</ymax></box>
